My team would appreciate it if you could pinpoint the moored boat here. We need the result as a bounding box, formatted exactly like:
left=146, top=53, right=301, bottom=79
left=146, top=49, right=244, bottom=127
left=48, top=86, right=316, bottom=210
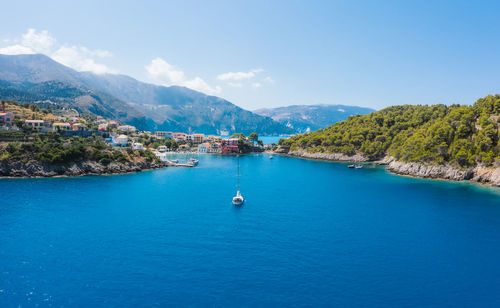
left=232, top=157, right=244, bottom=206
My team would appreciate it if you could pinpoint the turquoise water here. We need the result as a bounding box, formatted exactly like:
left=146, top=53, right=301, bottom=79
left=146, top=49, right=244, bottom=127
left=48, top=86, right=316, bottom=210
left=1, top=154, right=499, bottom=307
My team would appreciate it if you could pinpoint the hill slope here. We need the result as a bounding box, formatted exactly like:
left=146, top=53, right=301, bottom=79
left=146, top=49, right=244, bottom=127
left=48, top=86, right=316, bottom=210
left=0, top=54, right=293, bottom=135
left=282, top=95, right=500, bottom=168
left=254, top=104, right=375, bottom=133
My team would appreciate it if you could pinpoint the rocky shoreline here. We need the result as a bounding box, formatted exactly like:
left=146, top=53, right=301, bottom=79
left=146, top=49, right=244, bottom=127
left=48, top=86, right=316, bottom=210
left=282, top=150, right=500, bottom=187
left=286, top=150, right=371, bottom=162
left=0, top=160, right=166, bottom=178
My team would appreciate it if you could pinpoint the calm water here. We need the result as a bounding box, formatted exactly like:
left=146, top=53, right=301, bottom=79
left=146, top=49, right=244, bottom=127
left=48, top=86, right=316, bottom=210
left=1, top=155, right=499, bottom=307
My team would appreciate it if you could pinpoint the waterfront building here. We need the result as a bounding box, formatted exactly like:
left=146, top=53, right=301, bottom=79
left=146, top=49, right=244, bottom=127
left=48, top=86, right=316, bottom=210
left=208, top=142, right=221, bottom=153
left=197, top=143, right=209, bottom=153
left=186, top=134, right=193, bottom=142
left=179, top=144, right=190, bottom=151
left=193, top=133, right=205, bottom=144
left=221, top=138, right=239, bottom=154
left=157, top=145, right=169, bottom=152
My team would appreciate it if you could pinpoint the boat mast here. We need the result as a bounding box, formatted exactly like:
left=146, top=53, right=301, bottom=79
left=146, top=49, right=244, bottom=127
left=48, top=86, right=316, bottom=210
left=237, top=157, right=240, bottom=191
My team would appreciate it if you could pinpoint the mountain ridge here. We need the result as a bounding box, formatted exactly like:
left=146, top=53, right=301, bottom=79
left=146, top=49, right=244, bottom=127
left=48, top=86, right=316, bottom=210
left=0, top=54, right=293, bottom=135
left=254, top=104, right=375, bottom=133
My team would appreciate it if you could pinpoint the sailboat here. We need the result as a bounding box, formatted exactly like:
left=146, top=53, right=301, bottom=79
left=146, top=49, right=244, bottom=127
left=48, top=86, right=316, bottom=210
left=232, top=157, right=245, bottom=206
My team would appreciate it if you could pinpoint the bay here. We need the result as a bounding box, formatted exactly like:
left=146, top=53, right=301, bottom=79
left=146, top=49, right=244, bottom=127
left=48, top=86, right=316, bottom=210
left=0, top=154, right=499, bottom=307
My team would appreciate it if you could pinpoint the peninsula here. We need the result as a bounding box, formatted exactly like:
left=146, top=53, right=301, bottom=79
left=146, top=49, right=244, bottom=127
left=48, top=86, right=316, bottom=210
left=277, top=95, right=500, bottom=187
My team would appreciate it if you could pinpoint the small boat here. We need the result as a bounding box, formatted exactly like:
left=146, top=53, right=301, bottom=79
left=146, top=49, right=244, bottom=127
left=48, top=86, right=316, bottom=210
left=232, top=190, right=245, bottom=206
left=270, top=154, right=274, bottom=159
left=348, top=164, right=363, bottom=169
left=188, top=158, right=199, bottom=166
left=232, top=158, right=245, bottom=206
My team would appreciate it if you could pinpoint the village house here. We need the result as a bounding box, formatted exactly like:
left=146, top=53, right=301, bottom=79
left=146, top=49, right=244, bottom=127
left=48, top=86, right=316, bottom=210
left=208, top=142, right=221, bottom=153
left=221, top=138, right=239, bottom=154
left=185, top=134, right=193, bottom=142
left=113, top=134, right=129, bottom=147
left=132, top=142, right=144, bottom=150
left=53, top=122, right=72, bottom=131
left=197, top=142, right=209, bottom=153
left=178, top=144, right=190, bottom=151
left=157, top=145, right=169, bottom=152
left=155, top=131, right=173, bottom=139
left=95, top=118, right=107, bottom=125
left=107, top=121, right=119, bottom=129
left=0, top=102, right=14, bottom=126
left=118, top=125, right=136, bottom=132
left=71, top=123, right=87, bottom=131
left=98, top=123, right=108, bottom=131
left=25, top=119, right=45, bottom=130
left=193, top=133, right=205, bottom=144
left=173, top=132, right=186, bottom=142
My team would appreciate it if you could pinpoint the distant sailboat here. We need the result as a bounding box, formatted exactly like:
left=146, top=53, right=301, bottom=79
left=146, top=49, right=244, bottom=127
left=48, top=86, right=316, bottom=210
left=232, top=158, right=245, bottom=206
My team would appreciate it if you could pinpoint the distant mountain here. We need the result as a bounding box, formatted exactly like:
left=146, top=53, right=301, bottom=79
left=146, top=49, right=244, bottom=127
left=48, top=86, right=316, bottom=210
left=0, top=54, right=293, bottom=135
left=254, top=104, right=376, bottom=133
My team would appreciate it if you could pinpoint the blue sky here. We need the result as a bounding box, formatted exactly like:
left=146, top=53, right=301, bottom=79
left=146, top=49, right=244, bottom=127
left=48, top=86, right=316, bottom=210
left=1, top=0, right=500, bottom=110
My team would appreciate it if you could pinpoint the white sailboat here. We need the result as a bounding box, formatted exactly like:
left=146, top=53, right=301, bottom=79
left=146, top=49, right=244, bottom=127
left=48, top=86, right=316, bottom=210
left=232, top=158, right=245, bottom=206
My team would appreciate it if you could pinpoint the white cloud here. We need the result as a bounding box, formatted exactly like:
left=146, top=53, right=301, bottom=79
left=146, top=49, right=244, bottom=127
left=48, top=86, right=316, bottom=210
left=52, top=46, right=115, bottom=75
left=146, top=57, right=221, bottom=95
left=21, top=28, right=56, bottom=54
left=264, top=76, right=275, bottom=84
left=252, top=82, right=262, bottom=88
left=217, top=68, right=264, bottom=81
left=227, top=82, right=243, bottom=88
left=0, top=44, right=34, bottom=55
left=0, top=28, right=114, bottom=74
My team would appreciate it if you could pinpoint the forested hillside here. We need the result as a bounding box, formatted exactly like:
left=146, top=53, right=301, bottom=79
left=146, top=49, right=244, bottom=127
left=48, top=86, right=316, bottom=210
left=281, top=95, right=500, bottom=168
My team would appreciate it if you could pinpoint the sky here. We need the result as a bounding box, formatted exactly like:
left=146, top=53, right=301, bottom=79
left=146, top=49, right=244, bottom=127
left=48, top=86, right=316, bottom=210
left=1, top=0, right=500, bottom=111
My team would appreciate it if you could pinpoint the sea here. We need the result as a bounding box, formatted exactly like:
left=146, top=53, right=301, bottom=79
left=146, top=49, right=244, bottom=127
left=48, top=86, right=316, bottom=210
left=1, top=154, right=499, bottom=307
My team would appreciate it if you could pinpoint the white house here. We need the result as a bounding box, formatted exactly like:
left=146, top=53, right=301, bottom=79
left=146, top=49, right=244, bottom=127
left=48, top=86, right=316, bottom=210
left=118, top=125, right=137, bottom=132
left=25, top=120, right=45, bottom=129
left=53, top=122, right=71, bottom=131
left=197, top=143, right=209, bottom=153
left=157, top=145, right=169, bottom=153
left=132, top=142, right=143, bottom=150
left=114, top=134, right=129, bottom=146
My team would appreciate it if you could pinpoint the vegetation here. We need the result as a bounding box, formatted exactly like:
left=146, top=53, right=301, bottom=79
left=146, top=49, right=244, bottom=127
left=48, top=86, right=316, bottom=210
left=0, top=134, right=158, bottom=165
left=135, top=134, right=180, bottom=150
left=281, top=95, right=500, bottom=168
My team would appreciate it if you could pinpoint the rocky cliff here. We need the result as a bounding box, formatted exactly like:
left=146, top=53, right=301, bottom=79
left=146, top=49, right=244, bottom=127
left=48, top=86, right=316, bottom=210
left=287, top=150, right=371, bottom=162
left=387, top=161, right=500, bottom=187
left=0, top=159, right=165, bottom=177
left=281, top=150, right=500, bottom=187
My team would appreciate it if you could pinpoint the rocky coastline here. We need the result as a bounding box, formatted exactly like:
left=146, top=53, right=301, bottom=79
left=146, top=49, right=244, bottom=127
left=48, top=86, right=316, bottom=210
left=0, top=159, right=166, bottom=178
left=286, top=150, right=371, bottom=162
left=282, top=150, right=500, bottom=187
